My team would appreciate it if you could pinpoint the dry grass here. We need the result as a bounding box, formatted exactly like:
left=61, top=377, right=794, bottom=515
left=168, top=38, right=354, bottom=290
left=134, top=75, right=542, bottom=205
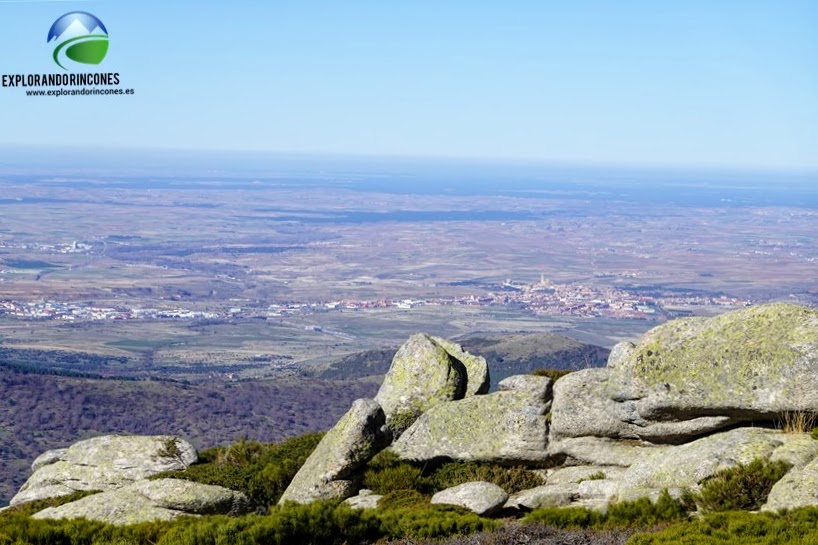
left=777, top=410, right=818, bottom=433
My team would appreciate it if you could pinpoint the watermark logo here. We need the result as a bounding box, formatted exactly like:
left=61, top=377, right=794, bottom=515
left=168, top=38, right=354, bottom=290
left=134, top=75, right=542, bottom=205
left=47, top=12, right=109, bottom=70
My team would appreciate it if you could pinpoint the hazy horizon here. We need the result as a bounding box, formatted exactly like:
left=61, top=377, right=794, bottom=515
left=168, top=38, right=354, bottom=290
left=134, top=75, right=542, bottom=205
left=1, top=1, right=816, bottom=171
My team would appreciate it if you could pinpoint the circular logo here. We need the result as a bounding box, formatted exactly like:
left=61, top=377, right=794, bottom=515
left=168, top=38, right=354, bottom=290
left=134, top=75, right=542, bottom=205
left=47, top=12, right=109, bottom=70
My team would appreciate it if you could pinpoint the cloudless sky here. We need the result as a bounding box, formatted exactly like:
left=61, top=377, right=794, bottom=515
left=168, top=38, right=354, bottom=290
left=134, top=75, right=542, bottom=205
left=0, top=1, right=816, bottom=171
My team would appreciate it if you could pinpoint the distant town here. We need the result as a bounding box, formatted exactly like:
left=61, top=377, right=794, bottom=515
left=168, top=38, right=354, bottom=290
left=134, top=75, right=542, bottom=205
left=0, top=276, right=750, bottom=323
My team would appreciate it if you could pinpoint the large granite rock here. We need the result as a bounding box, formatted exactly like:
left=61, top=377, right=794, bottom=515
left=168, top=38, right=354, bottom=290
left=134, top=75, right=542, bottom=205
left=505, top=484, right=576, bottom=510
left=375, top=333, right=489, bottom=435
left=11, top=435, right=197, bottom=506
left=391, top=375, right=550, bottom=464
left=33, top=479, right=250, bottom=525
left=505, top=466, right=625, bottom=512
left=546, top=465, right=628, bottom=486
left=431, top=481, right=508, bottom=516
left=618, top=428, right=784, bottom=502
left=279, top=398, right=390, bottom=504
left=763, top=454, right=818, bottom=512
left=547, top=436, right=655, bottom=467
left=770, top=436, right=818, bottom=469
left=431, top=337, right=490, bottom=396
left=551, top=303, right=818, bottom=444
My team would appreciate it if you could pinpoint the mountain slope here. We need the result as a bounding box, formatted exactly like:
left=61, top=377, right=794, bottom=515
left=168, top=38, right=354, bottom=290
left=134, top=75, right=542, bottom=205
left=0, top=366, right=377, bottom=506
left=310, top=333, right=610, bottom=386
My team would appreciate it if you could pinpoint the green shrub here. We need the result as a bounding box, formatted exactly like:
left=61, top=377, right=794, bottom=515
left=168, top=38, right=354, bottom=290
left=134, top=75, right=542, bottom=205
left=366, top=449, right=402, bottom=471
left=377, top=504, right=497, bottom=540
left=362, top=449, right=424, bottom=494
left=363, top=456, right=544, bottom=496
left=378, top=489, right=430, bottom=511
left=363, top=463, right=423, bottom=494
left=426, top=461, right=544, bottom=494
left=530, top=368, right=573, bottom=381
left=153, top=432, right=324, bottom=509
left=810, top=426, right=818, bottom=441
left=627, top=508, right=818, bottom=545
left=155, top=502, right=382, bottom=545
left=0, top=512, right=172, bottom=545
left=696, top=458, right=790, bottom=512
left=606, top=491, right=688, bottom=527
left=0, top=499, right=497, bottom=545
left=525, top=491, right=688, bottom=529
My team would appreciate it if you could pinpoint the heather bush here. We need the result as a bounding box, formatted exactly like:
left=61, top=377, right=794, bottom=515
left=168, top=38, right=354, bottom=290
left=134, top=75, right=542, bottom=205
left=525, top=491, right=688, bottom=529
left=606, top=491, right=689, bottom=527
left=0, top=499, right=496, bottom=545
left=151, top=432, right=323, bottom=508
left=378, top=489, right=430, bottom=511
left=426, top=461, right=544, bottom=494
left=695, top=458, right=790, bottom=512
left=627, top=508, right=818, bottom=545
left=363, top=463, right=424, bottom=494
left=362, top=452, right=544, bottom=496
left=377, top=504, right=497, bottom=540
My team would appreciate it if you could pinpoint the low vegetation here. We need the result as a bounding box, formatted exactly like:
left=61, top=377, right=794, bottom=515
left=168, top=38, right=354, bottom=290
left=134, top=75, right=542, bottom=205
left=525, top=490, right=690, bottom=529
left=362, top=450, right=544, bottom=496
left=0, top=364, right=376, bottom=504
left=778, top=410, right=818, bottom=434
left=152, top=433, right=324, bottom=509
left=0, top=432, right=807, bottom=545
left=695, top=458, right=790, bottom=512
left=628, top=509, right=818, bottom=545
left=0, top=499, right=495, bottom=544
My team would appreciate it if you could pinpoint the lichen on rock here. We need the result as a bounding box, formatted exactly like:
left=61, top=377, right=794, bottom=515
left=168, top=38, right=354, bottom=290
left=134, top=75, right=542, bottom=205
left=391, top=376, right=550, bottom=464
left=32, top=479, right=250, bottom=525
left=11, top=435, right=197, bottom=506
left=551, top=303, right=818, bottom=444
left=278, top=398, right=390, bottom=504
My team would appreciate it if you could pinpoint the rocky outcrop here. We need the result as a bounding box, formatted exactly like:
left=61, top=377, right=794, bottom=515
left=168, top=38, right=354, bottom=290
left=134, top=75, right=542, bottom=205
left=11, top=435, right=196, bottom=506
left=431, top=337, right=490, bottom=396
left=279, top=398, right=390, bottom=504
left=547, top=436, right=654, bottom=467
left=505, top=484, right=576, bottom=510
left=374, top=334, right=488, bottom=434
left=431, top=482, right=508, bottom=516
left=33, top=479, right=250, bottom=525
left=551, top=304, right=818, bottom=444
left=545, top=465, right=628, bottom=486
left=617, top=428, right=784, bottom=501
left=770, top=436, right=818, bottom=469
left=505, top=466, right=625, bottom=512
left=15, top=304, right=818, bottom=520
left=763, top=455, right=818, bottom=512
left=390, top=375, right=550, bottom=464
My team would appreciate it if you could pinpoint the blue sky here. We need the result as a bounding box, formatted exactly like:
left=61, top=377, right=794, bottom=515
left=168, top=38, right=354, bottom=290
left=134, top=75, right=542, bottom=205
left=0, top=1, right=816, bottom=170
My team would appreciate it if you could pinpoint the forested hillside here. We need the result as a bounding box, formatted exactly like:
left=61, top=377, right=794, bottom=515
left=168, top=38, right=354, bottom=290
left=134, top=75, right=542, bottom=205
left=0, top=365, right=377, bottom=505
